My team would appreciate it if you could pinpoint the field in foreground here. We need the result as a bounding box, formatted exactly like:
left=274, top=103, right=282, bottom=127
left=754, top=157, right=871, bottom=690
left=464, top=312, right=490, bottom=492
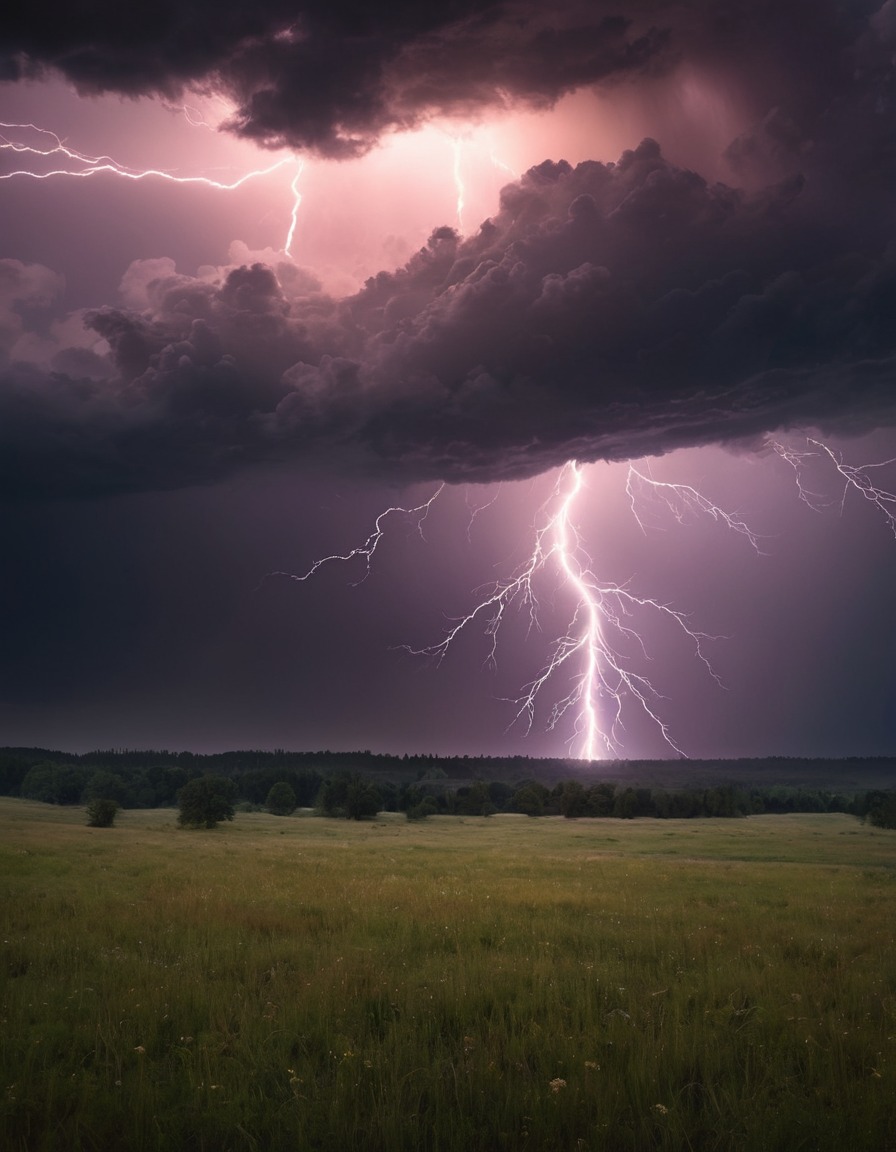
left=1, top=801, right=894, bottom=1151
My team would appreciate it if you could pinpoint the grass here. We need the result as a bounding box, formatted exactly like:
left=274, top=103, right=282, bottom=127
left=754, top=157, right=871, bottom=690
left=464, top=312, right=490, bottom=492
left=1, top=800, right=894, bottom=1151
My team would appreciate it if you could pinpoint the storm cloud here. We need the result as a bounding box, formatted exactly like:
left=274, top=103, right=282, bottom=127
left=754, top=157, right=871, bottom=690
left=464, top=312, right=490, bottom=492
left=3, top=1, right=891, bottom=158
left=2, top=133, right=895, bottom=496
left=2, top=1, right=896, bottom=497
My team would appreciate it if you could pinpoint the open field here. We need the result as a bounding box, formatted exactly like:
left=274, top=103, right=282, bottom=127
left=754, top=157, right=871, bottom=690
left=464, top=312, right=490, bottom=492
left=1, top=800, right=894, bottom=1151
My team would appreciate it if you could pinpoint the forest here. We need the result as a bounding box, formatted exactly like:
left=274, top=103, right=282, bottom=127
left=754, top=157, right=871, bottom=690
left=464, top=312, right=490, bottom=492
left=2, top=746, right=894, bottom=827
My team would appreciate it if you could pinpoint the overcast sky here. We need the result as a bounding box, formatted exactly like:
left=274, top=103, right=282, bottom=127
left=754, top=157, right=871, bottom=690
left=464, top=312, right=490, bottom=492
left=2, top=0, right=895, bottom=760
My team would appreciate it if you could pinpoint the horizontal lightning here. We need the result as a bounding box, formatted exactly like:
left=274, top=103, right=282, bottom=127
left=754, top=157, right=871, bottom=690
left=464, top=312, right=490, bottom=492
left=0, top=121, right=304, bottom=254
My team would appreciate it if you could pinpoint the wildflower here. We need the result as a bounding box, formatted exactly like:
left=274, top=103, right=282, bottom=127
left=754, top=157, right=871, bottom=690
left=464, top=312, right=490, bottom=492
left=584, top=1061, right=599, bottom=1071
left=654, top=1104, right=668, bottom=1115
left=134, top=1046, right=145, bottom=1054
left=549, top=1078, right=567, bottom=1093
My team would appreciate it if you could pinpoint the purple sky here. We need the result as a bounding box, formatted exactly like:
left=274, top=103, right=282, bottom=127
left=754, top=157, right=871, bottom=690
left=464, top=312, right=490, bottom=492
left=2, top=0, right=895, bottom=760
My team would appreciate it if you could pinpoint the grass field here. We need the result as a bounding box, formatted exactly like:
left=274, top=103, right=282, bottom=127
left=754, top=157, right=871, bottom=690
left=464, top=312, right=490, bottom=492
left=1, top=799, right=894, bottom=1151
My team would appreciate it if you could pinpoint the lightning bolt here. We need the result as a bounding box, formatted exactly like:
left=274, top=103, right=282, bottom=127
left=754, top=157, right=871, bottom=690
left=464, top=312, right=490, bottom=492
left=401, top=461, right=722, bottom=760
left=0, top=121, right=304, bottom=255
left=489, top=147, right=518, bottom=180
left=451, top=138, right=466, bottom=234
left=267, top=486, right=445, bottom=588
left=625, top=463, right=765, bottom=552
left=464, top=483, right=503, bottom=544
left=284, top=160, right=305, bottom=257
left=768, top=439, right=831, bottom=511
left=772, top=437, right=896, bottom=537
left=273, top=460, right=768, bottom=759
left=181, top=105, right=215, bottom=130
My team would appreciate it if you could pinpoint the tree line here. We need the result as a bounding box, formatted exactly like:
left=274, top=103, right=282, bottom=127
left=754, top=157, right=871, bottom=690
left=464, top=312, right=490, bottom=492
left=2, top=748, right=893, bottom=828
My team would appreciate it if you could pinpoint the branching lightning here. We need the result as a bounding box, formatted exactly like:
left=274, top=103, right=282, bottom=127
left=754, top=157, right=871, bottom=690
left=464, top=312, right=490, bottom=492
left=401, top=461, right=722, bottom=760
left=0, top=121, right=304, bottom=255
left=771, top=437, right=896, bottom=537
left=768, top=440, right=831, bottom=511
left=277, top=460, right=750, bottom=759
left=625, top=463, right=765, bottom=552
left=268, top=486, right=445, bottom=588
left=273, top=437, right=895, bottom=759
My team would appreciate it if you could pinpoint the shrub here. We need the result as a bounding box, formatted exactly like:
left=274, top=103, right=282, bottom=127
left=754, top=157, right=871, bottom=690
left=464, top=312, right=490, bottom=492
left=865, top=791, right=896, bottom=830
left=86, top=798, right=119, bottom=827
left=177, top=776, right=236, bottom=829
left=266, top=781, right=297, bottom=816
left=406, top=797, right=439, bottom=821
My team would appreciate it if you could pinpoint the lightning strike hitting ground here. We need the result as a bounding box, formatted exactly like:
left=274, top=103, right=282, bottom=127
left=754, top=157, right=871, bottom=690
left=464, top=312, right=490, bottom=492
left=401, top=461, right=720, bottom=760
left=278, top=460, right=731, bottom=759
left=771, top=437, right=896, bottom=537
left=0, top=121, right=304, bottom=254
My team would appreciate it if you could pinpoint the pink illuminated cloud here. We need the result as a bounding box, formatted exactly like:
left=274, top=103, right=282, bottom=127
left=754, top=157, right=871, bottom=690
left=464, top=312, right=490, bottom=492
left=1, top=0, right=895, bottom=502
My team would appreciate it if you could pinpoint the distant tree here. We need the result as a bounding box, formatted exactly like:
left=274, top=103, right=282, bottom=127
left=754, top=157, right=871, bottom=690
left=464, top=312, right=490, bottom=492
left=147, top=764, right=190, bottom=806
left=455, top=781, right=491, bottom=816
left=82, top=770, right=128, bottom=807
left=21, top=762, right=89, bottom=805
left=266, top=781, right=297, bottom=816
left=586, top=782, right=616, bottom=817
left=487, top=780, right=514, bottom=808
left=613, top=788, right=639, bottom=819
left=317, top=773, right=382, bottom=820
left=558, top=780, right=588, bottom=818
left=512, top=786, right=544, bottom=817
left=86, top=798, right=119, bottom=827
left=177, top=776, right=236, bottom=828
left=317, top=774, right=350, bottom=817
left=865, top=790, right=896, bottom=830
left=345, top=778, right=382, bottom=820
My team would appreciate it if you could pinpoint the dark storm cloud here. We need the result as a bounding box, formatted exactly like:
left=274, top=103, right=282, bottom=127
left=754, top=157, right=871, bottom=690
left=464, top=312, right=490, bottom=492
left=2, top=0, right=890, bottom=157
left=3, top=1, right=896, bottom=496
left=4, top=119, right=896, bottom=497
left=1, top=0, right=669, bottom=156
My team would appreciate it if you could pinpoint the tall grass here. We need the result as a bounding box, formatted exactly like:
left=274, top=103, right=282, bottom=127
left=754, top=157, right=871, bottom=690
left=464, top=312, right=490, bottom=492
left=1, top=801, right=894, bottom=1151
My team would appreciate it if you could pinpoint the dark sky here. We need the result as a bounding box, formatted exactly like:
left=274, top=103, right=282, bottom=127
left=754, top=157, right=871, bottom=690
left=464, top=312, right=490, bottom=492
left=1, top=0, right=895, bottom=759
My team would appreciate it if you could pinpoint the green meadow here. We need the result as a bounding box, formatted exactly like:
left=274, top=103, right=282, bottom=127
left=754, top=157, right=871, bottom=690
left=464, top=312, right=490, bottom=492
left=1, top=799, right=894, bottom=1151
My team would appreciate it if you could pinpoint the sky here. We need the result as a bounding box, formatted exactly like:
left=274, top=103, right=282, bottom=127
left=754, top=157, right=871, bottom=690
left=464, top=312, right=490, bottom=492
left=1, top=0, right=896, bottom=761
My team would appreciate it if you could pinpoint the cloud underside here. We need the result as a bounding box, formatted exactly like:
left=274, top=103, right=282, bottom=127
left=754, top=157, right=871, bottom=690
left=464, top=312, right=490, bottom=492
left=1, top=2, right=695, bottom=157
left=2, top=1, right=896, bottom=496
left=4, top=1, right=892, bottom=157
